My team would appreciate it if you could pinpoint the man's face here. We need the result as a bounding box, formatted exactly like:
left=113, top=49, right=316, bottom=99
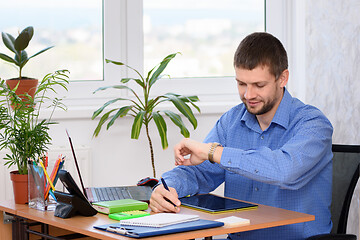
left=235, top=65, right=285, bottom=116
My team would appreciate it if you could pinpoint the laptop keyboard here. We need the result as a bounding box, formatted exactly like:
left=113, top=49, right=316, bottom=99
left=86, top=185, right=152, bottom=203
left=94, top=187, right=132, bottom=202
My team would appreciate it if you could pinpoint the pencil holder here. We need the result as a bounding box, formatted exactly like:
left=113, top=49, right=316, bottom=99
left=28, top=162, right=57, bottom=211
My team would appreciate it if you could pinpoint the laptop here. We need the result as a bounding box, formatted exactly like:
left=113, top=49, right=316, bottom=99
left=85, top=185, right=152, bottom=203
left=65, top=130, right=152, bottom=203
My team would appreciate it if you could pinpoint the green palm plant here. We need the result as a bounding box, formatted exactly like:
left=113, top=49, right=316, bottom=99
left=0, top=70, right=69, bottom=175
left=92, top=53, right=200, bottom=177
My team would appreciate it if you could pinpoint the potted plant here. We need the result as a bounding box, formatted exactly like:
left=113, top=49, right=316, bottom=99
left=0, top=69, right=69, bottom=204
left=92, top=53, right=200, bottom=178
left=0, top=26, right=53, bottom=100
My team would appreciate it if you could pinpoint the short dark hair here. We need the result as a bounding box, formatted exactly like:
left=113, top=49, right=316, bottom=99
left=234, top=32, right=288, bottom=79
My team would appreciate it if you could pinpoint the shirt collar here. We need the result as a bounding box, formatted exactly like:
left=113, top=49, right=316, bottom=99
left=241, top=88, right=292, bottom=131
left=271, top=88, right=291, bottom=129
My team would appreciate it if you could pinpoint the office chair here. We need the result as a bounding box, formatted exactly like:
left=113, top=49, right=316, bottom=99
left=307, top=144, right=360, bottom=240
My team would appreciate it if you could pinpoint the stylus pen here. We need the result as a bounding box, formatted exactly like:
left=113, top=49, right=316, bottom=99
left=160, top=178, right=177, bottom=207
left=160, top=178, right=170, bottom=191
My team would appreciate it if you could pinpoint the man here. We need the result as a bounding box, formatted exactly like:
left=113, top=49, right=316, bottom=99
left=150, top=32, right=333, bottom=240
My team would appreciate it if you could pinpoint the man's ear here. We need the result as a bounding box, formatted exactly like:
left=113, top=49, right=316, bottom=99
left=279, top=69, right=289, bottom=87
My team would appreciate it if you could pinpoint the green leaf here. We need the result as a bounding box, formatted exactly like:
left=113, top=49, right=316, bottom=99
left=14, top=26, right=34, bottom=51
left=105, top=59, right=125, bottom=66
left=23, top=26, right=34, bottom=39
left=186, top=95, right=200, bottom=102
left=163, top=93, right=197, bottom=129
left=28, top=46, right=54, bottom=60
left=1, top=32, right=16, bottom=53
left=105, top=59, right=144, bottom=81
left=146, top=97, right=159, bottom=113
left=152, top=112, right=168, bottom=149
left=120, top=78, right=133, bottom=83
left=35, top=70, right=69, bottom=95
left=145, top=66, right=156, bottom=83
left=93, top=85, right=144, bottom=110
left=92, top=97, right=129, bottom=119
left=35, top=69, right=69, bottom=95
left=120, top=78, right=145, bottom=88
left=93, top=84, right=132, bottom=93
left=176, top=94, right=201, bottom=113
left=131, top=111, right=145, bottom=139
left=0, top=53, right=17, bottom=64
left=149, top=52, right=179, bottom=87
left=163, top=110, right=190, bottom=137
left=107, top=106, right=132, bottom=129
left=178, top=95, right=200, bottom=103
left=18, top=51, right=28, bottom=68
left=93, top=109, right=117, bottom=137
left=135, top=79, right=145, bottom=88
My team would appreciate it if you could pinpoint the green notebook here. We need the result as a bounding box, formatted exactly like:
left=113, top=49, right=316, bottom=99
left=92, top=199, right=148, bottom=214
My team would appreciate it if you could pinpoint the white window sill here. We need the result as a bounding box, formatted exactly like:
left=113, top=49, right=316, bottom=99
left=49, top=100, right=239, bottom=120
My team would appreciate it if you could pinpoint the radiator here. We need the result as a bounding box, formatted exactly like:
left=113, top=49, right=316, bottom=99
left=0, top=145, right=91, bottom=202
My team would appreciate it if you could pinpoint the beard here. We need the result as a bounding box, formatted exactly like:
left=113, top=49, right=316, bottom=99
left=243, top=96, right=278, bottom=116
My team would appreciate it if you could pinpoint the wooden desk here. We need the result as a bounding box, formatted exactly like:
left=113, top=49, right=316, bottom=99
left=0, top=200, right=314, bottom=240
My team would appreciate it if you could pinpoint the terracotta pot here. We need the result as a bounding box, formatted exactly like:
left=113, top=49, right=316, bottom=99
left=10, top=170, right=29, bottom=204
left=6, top=78, right=38, bottom=100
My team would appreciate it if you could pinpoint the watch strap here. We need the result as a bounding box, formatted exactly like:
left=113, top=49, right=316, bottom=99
left=208, top=142, right=222, bottom=164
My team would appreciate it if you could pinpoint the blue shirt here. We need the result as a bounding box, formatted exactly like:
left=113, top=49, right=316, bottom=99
left=162, top=88, right=333, bottom=240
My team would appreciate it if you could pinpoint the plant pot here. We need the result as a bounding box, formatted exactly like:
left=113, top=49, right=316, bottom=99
left=6, top=78, right=38, bottom=100
left=10, top=170, right=29, bottom=204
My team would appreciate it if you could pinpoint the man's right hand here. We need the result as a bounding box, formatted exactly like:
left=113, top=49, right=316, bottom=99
left=149, top=184, right=181, bottom=213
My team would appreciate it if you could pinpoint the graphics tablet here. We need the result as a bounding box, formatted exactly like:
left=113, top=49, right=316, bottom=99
left=180, top=194, right=257, bottom=214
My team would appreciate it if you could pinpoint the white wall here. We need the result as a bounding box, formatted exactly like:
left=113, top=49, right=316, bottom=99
left=302, top=0, right=360, bottom=236
left=304, top=0, right=360, bottom=145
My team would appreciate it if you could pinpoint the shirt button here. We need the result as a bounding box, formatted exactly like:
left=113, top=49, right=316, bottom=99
left=255, top=187, right=259, bottom=191
left=228, top=160, right=232, bottom=165
left=260, top=136, right=264, bottom=140
left=255, top=169, right=259, bottom=173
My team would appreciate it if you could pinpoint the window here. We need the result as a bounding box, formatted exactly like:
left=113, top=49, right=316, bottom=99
left=139, top=0, right=265, bottom=106
left=143, top=0, right=265, bottom=78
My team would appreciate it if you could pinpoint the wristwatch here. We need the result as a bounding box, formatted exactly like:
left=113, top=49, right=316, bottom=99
left=208, top=142, right=222, bottom=164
